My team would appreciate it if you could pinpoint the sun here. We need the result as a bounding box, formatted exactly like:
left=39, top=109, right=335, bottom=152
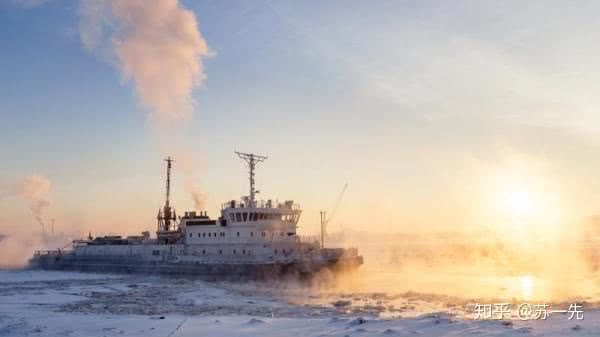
left=508, top=188, right=534, bottom=216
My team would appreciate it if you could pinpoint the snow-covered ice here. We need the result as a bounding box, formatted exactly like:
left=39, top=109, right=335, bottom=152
left=0, top=269, right=597, bottom=336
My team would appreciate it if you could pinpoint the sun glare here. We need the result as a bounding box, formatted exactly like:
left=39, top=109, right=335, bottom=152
left=508, top=189, right=534, bottom=217
left=480, top=161, right=566, bottom=250
left=519, top=275, right=534, bottom=300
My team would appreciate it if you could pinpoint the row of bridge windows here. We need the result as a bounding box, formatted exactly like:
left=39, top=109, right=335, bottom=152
left=228, top=212, right=298, bottom=223
left=199, top=249, right=251, bottom=255
left=189, top=232, right=225, bottom=238
left=196, top=248, right=293, bottom=255
left=189, top=231, right=292, bottom=239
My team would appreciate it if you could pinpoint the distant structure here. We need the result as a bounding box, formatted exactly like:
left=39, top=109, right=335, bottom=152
left=320, top=183, right=348, bottom=248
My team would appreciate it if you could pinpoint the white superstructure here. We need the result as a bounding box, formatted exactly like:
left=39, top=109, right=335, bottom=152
left=180, top=198, right=308, bottom=263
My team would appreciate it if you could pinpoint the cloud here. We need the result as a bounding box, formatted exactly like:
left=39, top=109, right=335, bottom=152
left=79, top=0, right=212, bottom=122
left=2, top=175, right=52, bottom=234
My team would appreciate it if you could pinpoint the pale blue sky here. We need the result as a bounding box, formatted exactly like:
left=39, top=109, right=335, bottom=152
left=3, top=1, right=600, bottom=236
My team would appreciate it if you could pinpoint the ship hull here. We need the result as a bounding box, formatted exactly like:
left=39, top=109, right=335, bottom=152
left=28, top=254, right=363, bottom=281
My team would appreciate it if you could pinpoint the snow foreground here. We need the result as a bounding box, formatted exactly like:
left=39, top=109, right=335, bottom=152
left=0, top=270, right=596, bottom=336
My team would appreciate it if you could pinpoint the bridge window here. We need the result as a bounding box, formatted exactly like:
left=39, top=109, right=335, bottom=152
left=242, top=212, right=248, bottom=221
left=261, top=232, right=266, bottom=237
left=229, top=213, right=235, bottom=222
left=235, top=213, right=242, bottom=222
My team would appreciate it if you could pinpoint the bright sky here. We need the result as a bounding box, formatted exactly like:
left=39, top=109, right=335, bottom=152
left=2, top=1, right=600, bottom=237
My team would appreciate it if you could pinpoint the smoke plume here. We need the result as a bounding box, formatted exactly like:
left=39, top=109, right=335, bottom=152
left=79, top=0, right=211, bottom=122
left=4, top=175, right=52, bottom=234
left=80, top=0, right=211, bottom=208
left=189, top=182, right=206, bottom=211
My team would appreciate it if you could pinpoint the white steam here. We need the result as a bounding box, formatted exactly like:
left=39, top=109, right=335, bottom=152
left=79, top=0, right=212, bottom=122
left=79, top=0, right=212, bottom=208
left=0, top=175, right=54, bottom=267
left=4, top=175, right=52, bottom=235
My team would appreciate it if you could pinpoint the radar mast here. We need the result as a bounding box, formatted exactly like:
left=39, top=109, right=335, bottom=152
left=236, top=152, right=267, bottom=206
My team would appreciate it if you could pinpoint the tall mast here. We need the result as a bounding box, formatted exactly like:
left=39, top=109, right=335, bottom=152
left=158, top=157, right=176, bottom=235
left=164, top=157, right=174, bottom=208
left=236, top=152, right=267, bottom=204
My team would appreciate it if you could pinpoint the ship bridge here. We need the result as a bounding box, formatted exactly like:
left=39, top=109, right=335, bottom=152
left=178, top=153, right=309, bottom=261
left=221, top=198, right=301, bottom=225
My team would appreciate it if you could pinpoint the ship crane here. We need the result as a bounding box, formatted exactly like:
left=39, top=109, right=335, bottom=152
left=320, top=183, right=348, bottom=248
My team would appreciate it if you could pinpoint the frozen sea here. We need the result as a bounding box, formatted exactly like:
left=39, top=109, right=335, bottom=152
left=0, top=269, right=597, bottom=337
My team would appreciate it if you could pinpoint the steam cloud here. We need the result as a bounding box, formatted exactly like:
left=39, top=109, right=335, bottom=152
left=3, top=175, right=52, bottom=234
left=189, top=183, right=206, bottom=211
left=80, top=0, right=211, bottom=208
left=80, top=0, right=211, bottom=122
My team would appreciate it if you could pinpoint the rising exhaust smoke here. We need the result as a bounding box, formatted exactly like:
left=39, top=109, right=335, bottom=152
left=79, top=0, right=212, bottom=207
left=189, top=182, right=206, bottom=211
left=3, top=175, right=52, bottom=235
left=79, top=0, right=211, bottom=122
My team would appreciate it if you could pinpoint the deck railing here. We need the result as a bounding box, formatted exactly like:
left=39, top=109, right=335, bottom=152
left=297, top=236, right=320, bottom=245
left=33, top=250, right=66, bottom=256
